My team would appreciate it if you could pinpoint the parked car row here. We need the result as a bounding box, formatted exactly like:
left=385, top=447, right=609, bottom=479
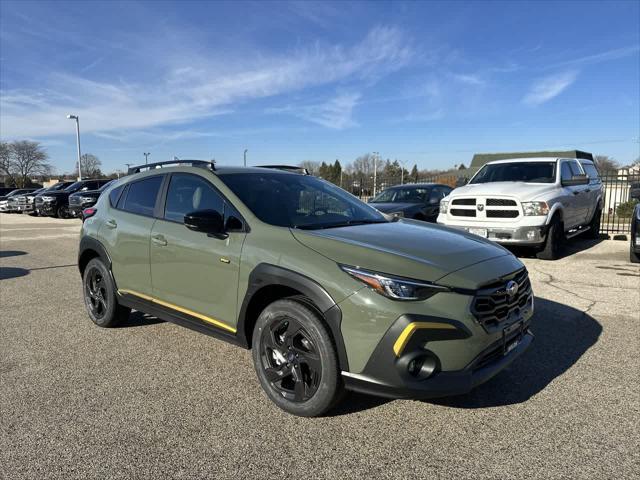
left=0, top=179, right=113, bottom=218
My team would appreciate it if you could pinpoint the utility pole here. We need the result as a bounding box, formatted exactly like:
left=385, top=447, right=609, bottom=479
left=144, top=152, right=150, bottom=164
left=244, top=149, right=248, bottom=167
left=399, top=159, right=408, bottom=185
left=339, top=159, right=343, bottom=188
left=373, top=152, right=379, bottom=196
left=67, top=114, right=82, bottom=180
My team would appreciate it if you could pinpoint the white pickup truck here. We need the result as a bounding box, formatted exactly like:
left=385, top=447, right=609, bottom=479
left=437, top=157, right=603, bottom=260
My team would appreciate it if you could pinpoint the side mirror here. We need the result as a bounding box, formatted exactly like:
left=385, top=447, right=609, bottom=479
left=184, top=209, right=226, bottom=238
left=562, top=174, right=589, bottom=187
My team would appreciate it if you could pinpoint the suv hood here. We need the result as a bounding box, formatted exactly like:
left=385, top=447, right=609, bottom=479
left=450, top=182, right=557, bottom=201
left=291, top=219, right=521, bottom=286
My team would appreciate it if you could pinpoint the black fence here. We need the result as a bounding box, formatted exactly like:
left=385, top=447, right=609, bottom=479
left=600, top=171, right=640, bottom=235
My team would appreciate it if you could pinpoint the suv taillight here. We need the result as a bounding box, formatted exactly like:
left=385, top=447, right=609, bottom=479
left=82, top=207, right=97, bottom=221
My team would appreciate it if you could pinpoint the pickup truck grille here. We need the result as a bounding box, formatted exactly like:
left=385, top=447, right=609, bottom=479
left=34, top=197, right=43, bottom=206
left=486, top=198, right=517, bottom=206
left=486, top=210, right=519, bottom=218
left=69, top=196, right=81, bottom=206
left=452, top=198, right=476, bottom=206
left=17, top=196, right=27, bottom=205
left=451, top=209, right=476, bottom=217
left=471, top=269, right=532, bottom=328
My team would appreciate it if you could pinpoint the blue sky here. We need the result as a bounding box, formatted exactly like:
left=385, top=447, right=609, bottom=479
left=1, top=0, right=639, bottom=174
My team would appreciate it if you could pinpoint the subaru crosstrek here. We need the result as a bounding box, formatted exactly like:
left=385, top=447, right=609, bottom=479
left=78, top=161, right=534, bottom=417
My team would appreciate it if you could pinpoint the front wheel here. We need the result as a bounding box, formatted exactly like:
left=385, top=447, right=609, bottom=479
left=536, top=217, right=564, bottom=260
left=252, top=298, right=342, bottom=417
left=586, top=208, right=601, bottom=239
left=82, top=258, right=131, bottom=327
left=56, top=205, right=70, bottom=219
left=631, top=244, right=640, bottom=263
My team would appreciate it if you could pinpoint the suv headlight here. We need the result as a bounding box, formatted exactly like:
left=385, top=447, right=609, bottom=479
left=522, top=201, right=549, bottom=216
left=439, top=200, right=448, bottom=214
left=40, top=195, right=56, bottom=202
left=340, top=265, right=449, bottom=301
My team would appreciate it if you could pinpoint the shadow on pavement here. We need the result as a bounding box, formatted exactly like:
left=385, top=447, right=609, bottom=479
left=0, top=250, right=27, bottom=259
left=507, top=236, right=606, bottom=260
left=430, top=297, right=602, bottom=409
left=116, top=310, right=165, bottom=328
left=0, top=267, right=30, bottom=280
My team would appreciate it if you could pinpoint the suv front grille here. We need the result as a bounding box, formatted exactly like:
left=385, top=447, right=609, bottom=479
left=471, top=269, right=532, bottom=329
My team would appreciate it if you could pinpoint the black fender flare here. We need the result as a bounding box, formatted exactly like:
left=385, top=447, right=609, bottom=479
left=237, top=263, right=349, bottom=371
left=78, top=236, right=112, bottom=276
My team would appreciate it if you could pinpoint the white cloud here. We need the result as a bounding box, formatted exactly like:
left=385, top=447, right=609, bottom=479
left=0, top=26, right=412, bottom=138
left=523, top=71, right=578, bottom=106
left=269, top=92, right=362, bottom=129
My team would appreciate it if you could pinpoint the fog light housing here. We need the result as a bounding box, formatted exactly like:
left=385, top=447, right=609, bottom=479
left=406, top=354, right=437, bottom=379
left=526, top=229, right=537, bottom=240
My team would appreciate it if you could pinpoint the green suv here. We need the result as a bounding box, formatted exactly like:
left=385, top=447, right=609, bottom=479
left=78, top=161, right=534, bottom=416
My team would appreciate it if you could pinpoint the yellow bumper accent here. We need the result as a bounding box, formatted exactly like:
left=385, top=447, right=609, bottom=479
left=118, top=289, right=236, bottom=333
left=393, top=321, right=457, bottom=357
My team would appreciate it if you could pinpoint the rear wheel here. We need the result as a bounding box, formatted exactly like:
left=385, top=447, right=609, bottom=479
left=82, top=258, right=130, bottom=327
left=252, top=298, right=342, bottom=417
left=586, top=208, right=601, bottom=239
left=631, top=244, right=640, bottom=263
left=537, top=216, right=564, bottom=260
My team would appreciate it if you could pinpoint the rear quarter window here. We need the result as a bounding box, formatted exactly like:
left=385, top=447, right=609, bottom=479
left=109, top=185, right=124, bottom=207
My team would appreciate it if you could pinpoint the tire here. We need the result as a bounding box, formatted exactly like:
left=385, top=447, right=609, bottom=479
left=631, top=244, right=640, bottom=263
left=82, top=258, right=131, bottom=327
left=252, top=298, right=342, bottom=417
left=536, top=216, right=564, bottom=260
left=56, top=205, right=70, bottom=219
left=586, top=208, right=601, bottom=239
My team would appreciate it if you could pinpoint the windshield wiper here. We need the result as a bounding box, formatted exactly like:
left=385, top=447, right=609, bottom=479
left=293, top=219, right=388, bottom=230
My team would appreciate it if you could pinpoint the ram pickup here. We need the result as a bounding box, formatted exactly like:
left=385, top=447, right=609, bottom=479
left=437, top=157, right=603, bottom=260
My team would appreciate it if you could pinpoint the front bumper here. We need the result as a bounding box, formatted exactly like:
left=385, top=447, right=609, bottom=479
left=342, top=313, right=533, bottom=399
left=438, top=219, right=548, bottom=245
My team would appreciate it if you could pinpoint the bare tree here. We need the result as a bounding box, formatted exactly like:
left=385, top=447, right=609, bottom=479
left=594, top=155, right=620, bottom=174
left=299, top=160, right=320, bottom=175
left=1, top=141, right=52, bottom=187
left=78, top=153, right=103, bottom=178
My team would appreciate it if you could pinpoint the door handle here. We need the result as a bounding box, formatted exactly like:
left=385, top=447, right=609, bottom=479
left=572, top=191, right=580, bottom=195
left=151, top=234, right=167, bottom=246
left=105, top=219, right=117, bottom=229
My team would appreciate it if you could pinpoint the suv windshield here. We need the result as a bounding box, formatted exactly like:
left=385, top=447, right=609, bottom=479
left=371, top=187, right=430, bottom=203
left=470, top=161, right=556, bottom=184
left=220, top=172, right=387, bottom=229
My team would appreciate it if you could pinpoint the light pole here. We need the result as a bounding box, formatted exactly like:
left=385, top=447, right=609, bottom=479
left=67, top=114, right=82, bottom=180
left=244, top=149, right=248, bottom=167
left=398, top=159, right=408, bottom=184
left=373, top=152, right=379, bottom=196
left=144, top=152, right=150, bottom=164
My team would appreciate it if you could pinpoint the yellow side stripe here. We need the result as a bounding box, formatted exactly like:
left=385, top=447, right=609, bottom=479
left=118, top=289, right=237, bottom=333
left=393, top=321, right=457, bottom=357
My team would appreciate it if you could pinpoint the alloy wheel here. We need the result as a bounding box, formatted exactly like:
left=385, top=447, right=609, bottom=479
left=85, top=266, right=108, bottom=319
left=260, top=316, right=322, bottom=402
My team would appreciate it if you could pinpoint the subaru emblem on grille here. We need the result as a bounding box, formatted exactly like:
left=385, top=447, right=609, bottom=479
left=477, top=204, right=484, bottom=211
left=505, top=280, right=518, bottom=297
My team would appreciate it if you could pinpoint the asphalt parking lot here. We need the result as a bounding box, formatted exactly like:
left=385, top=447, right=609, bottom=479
left=1, top=212, right=639, bottom=479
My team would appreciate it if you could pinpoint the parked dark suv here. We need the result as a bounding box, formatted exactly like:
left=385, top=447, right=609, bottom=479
left=38, top=179, right=111, bottom=218
left=369, top=183, right=453, bottom=221
left=68, top=180, right=115, bottom=218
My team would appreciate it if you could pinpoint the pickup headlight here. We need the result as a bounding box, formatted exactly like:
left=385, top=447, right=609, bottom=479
left=522, top=201, right=549, bottom=216
left=79, top=196, right=95, bottom=203
left=439, top=200, right=449, bottom=214
left=40, top=195, right=56, bottom=202
left=389, top=211, right=404, bottom=218
left=340, top=265, right=449, bottom=301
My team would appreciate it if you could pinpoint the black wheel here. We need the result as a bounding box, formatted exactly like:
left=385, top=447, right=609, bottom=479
left=82, top=258, right=130, bottom=327
left=56, top=205, right=70, bottom=219
left=252, top=298, right=342, bottom=417
left=631, top=244, right=640, bottom=263
left=537, top=216, right=564, bottom=260
left=586, top=208, right=601, bottom=239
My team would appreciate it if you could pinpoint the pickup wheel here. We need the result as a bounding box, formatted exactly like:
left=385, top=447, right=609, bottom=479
left=252, top=298, right=343, bottom=417
left=586, top=208, right=601, bottom=239
left=537, top=216, right=564, bottom=260
left=631, top=244, right=640, bottom=263
left=56, top=205, right=70, bottom=219
left=82, top=258, right=131, bottom=327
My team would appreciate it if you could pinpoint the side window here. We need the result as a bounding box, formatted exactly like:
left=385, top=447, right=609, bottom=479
left=428, top=187, right=442, bottom=203
left=109, top=185, right=124, bottom=207
left=568, top=160, right=583, bottom=176
left=164, top=174, right=224, bottom=223
left=561, top=162, right=573, bottom=181
left=122, top=176, right=163, bottom=217
left=581, top=163, right=601, bottom=183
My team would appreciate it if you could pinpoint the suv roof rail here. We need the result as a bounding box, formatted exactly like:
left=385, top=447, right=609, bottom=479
left=255, top=165, right=310, bottom=175
left=127, top=159, right=216, bottom=175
